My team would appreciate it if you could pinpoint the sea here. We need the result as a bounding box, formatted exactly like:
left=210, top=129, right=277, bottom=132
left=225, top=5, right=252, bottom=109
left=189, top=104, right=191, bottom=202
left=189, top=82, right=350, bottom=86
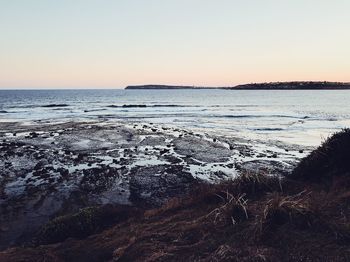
left=1, top=89, right=350, bottom=147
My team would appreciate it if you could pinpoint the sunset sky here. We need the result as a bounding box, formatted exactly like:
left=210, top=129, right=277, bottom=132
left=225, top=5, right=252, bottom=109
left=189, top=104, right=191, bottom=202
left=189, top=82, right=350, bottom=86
left=1, top=0, right=349, bottom=89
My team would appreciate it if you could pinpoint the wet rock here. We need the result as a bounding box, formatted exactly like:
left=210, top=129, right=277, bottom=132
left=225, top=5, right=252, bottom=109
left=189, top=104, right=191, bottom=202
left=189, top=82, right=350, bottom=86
left=77, top=153, right=87, bottom=161
left=129, top=165, right=197, bottom=207
left=237, top=160, right=292, bottom=175
left=33, top=153, right=43, bottom=160
left=160, top=149, right=170, bottom=155
left=213, top=171, right=226, bottom=179
left=57, top=168, right=69, bottom=178
left=183, top=156, right=201, bottom=165
left=163, top=155, right=183, bottom=164
left=30, top=132, right=38, bottom=138
left=173, top=137, right=232, bottom=162
left=80, top=167, right=119, bottom=193
left=34, top=159, right=49, bottom=170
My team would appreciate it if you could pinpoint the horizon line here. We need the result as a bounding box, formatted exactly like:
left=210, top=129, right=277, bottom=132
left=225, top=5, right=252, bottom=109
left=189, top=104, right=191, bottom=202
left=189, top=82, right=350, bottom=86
left=1, top=80, right=350, bottom=90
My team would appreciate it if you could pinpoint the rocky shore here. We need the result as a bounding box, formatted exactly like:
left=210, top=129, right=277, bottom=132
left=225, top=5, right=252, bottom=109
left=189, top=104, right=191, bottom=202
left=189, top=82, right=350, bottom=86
left=0, top=120, right=308, bottom=250
left=0, top=129, right=349, bottom=261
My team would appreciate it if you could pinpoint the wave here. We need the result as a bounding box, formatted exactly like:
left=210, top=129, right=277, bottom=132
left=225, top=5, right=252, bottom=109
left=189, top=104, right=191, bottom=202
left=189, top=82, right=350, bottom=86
left=107, top=104, right=193, bottom=108
left=97, top=115, right=157, bottom=119
left=96, top=113, right=199, bottom=119
left=106, top=104, right=262, bottom=108
left=152, top=104, right=191, bottom=108
left=7, top=105, right=36, bottom=109
left=218, top=114, right=308, bottom=119
left=305, top=116, right=338, bottom=122
left=7, top=104, right=69, bottom=109
left=253, top=128, right=284, bottom=131
left=41, top=104, right=69, bottom=108
left=84, top=109, right=107, bottom=113
left=326, top=118, right=338, bottom=121
left=0, top=110, right=8, bottom=113
left=107, top=104, right=144, bottom=108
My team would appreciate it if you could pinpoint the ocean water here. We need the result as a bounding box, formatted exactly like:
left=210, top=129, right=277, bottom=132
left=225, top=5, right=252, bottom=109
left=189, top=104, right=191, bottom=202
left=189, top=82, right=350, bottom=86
left=1, top=89, right=350, bottom=146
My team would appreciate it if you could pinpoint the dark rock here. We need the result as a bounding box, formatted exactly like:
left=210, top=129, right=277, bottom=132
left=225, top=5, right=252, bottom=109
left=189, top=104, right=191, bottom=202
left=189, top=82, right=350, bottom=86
left=160, top=149, right=170, bottom=155
left=30, top=132, right=38, bottom=138
left=129, top=165, right=196, bottom=207
left=34, top=159, right=48, bottom=170
left=58, top=168, right=69, bottom=177
left=226, top=163, right=234, bottom=168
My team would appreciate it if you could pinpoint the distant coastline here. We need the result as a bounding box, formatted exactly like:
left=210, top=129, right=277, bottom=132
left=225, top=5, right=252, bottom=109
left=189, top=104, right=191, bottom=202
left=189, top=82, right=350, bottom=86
left=125, top=82, right=350, bottom=90
left=125, top=84, right=217, bottom=90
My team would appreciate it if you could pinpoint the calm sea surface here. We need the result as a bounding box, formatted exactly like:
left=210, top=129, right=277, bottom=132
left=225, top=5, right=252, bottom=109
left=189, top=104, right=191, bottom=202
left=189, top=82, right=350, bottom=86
left=1, top=89, right=350, bottom=146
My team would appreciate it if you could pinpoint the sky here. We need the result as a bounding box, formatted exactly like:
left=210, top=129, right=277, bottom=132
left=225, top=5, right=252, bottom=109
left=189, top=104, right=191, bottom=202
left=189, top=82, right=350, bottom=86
left=0, top=0, right=349, bottom=89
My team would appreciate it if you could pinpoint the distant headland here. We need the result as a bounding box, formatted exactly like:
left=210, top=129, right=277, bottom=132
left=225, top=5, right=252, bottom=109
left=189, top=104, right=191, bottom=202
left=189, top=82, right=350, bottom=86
left=125, top=84, right=216, bottom=90
left=125, top=82, right=350, bottom=90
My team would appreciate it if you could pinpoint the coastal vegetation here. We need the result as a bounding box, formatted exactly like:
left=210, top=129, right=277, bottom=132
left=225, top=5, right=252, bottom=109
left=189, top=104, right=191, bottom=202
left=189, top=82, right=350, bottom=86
left=1, top=130, right=350, bottom=261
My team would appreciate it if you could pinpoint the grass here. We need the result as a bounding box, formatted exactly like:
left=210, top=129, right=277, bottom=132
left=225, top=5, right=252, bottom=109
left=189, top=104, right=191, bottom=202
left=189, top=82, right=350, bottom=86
left=260, top=191, right=314, bottom=233
left=34, top=204, right=140, bottom=245
left=203, top=192, right=249, bottom=226
left=291, top=128, right=350, bottom=183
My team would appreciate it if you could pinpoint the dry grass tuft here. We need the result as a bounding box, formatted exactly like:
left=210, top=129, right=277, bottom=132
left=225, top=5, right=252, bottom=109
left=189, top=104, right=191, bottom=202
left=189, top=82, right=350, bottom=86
left=145, top=172, right=281, bottom=220
left=202, top=191, right=249, bottom=226
left=259, top=191, right=314, bottom=233
left=230, top=172, right=283, bottom=197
